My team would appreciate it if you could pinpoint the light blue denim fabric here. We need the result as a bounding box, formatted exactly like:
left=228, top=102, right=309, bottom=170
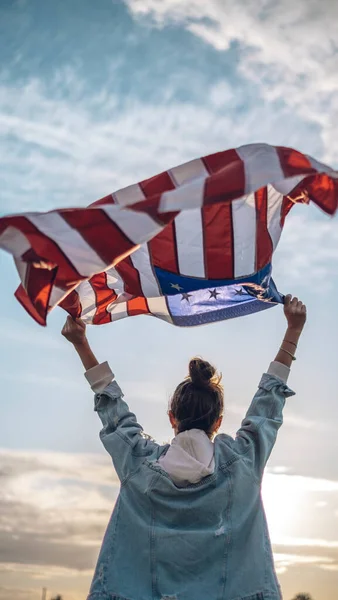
left=87, top=373, right=294, bottom=600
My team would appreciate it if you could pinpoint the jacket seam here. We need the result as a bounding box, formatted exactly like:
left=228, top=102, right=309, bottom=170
left=145, top=459, right=221, bottom=489
left=145, top=471, right=162, bottom=600
left=219, top=455, right=241, bottom=472
left=218, top=470, right=233, bottom=600
left=239, top=421, right=267, bottom=486
left=236, top=389, right=282, bottom=486
left=102, top=415, right=159, bottom=485
left=105, top=418, right=162, bottom=457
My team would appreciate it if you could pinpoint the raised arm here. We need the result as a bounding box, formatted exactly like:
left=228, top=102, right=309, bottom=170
left=61, top=317, right=160, bottom=482
left=234, top=295, right=306, bottom=482
left=274, top=294, right=306, bottom=369
left=62, top=316, right=99, bottom=370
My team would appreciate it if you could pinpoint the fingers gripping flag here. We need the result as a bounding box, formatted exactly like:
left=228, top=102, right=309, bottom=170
left=0, top=143, right=337, bottom=327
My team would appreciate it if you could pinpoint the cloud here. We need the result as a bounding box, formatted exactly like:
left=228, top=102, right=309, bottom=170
left=126, top=0, right=338, bottom=164
left=1, top=72, right=337, bottom=293
left=0, top=449, right=117, bottom=598
left=283, top=409, right=332, bottom=432
left=0, top=562, right=92, bottom=579
left=0, top=449, right=119, bottom=571
left=1, top=10, right=337, bottom=288
left=274, top=209, right=338, bottom=288
left=0, top=586, right=37, bottom=600
left=1, top=450, right=338, bottom=564
left=262, top=472, right=338, bottom=578
left=0, top=71, right=314, bottom=211
left=274, top=551, right=336, bottom=576
left=226, top=400, right=331, bottom=433
left=0, top=450, right=338, bottom=596
left=320, top=564, right=338, bottom=572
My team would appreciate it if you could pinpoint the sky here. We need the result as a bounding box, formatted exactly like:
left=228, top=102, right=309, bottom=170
left=0, top=1, right=338, bottom=599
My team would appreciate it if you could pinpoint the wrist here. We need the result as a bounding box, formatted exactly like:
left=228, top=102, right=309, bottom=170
left=285, top=327, right=302, bottom=343
left=73, top=338, right=89, bottom=350
left=72, top=338, right=99, bottom=370
left=286, top=325, right=303, bottom=335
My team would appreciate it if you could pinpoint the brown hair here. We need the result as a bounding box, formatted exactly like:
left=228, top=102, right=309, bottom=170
left=170, top=357, right=223, bottom=437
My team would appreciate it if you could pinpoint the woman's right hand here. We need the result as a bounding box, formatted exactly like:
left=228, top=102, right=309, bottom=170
left=284, top=294, right=307, bottom=333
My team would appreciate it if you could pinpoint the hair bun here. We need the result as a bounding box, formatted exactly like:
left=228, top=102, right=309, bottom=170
left=189, top=357, right=216, bottom=388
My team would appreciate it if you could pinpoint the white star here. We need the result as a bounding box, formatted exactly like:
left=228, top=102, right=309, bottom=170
left=170, top=283, right=184, bottom=292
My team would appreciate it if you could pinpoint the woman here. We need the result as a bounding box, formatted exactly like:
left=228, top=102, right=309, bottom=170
left=62, top=294, right=306, bottom=600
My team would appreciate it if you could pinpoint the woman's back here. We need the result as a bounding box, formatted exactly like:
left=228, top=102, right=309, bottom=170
left=87, top=371, right=293, bottom=600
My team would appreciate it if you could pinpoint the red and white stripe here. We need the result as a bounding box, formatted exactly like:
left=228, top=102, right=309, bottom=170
left=0, top=143, right=337, bottom=326
left=113, top=182, right=146, bottom=207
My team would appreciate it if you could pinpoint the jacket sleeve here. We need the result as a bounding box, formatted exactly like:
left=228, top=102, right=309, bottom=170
left=85, top=362, right=160, bottom=483
left=233, top=361, right=295, bottom=483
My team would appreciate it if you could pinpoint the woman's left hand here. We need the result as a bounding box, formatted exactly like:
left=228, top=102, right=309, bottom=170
left=61, top=316, right=87, bottom=346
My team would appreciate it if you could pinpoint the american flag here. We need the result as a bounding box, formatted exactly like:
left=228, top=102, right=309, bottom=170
left=0, top=143, right=337, bottom=327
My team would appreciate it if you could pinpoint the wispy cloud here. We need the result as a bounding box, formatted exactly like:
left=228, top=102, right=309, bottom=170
left=283, top=410, right=332, bottom=432
left=226, top=401, right=331, bottom=433
left=262, top=471, right=338, bottom=584
left=274, top=210, right=338, bottom=288
left=0, top=449, right=118, bottom=569
left=274, top=552, right=336, bottom=575
left=1, top=71, right=336, bottom=291
left=126, top=0, right=338, bottom=163
left=0, top=586, right=38, bottom=600
left=0, top=71, right=316, bottom=213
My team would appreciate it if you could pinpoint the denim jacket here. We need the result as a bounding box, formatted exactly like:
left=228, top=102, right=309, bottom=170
left=86, top=362, right=294, bottom=600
